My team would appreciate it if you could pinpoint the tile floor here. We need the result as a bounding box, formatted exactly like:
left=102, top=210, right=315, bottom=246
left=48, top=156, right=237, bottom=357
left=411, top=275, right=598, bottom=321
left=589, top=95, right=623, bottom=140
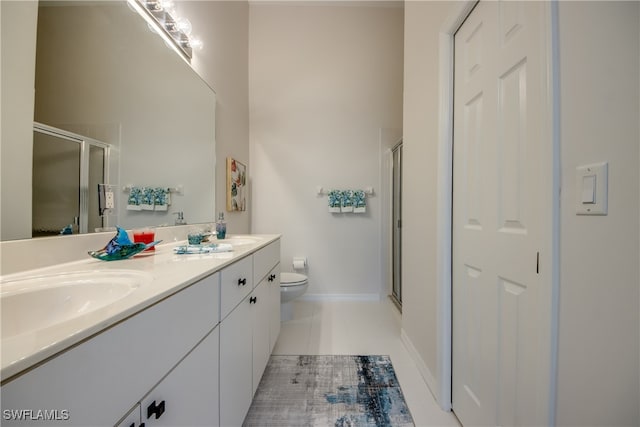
left=272, top=299, right=461, bottom=427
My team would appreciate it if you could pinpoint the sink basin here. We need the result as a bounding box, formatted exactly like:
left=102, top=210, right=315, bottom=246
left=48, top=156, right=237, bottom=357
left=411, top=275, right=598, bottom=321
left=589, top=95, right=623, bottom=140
left=215, top=236, right=260, bottom=246
left=1, top=270, right=152, bottom=338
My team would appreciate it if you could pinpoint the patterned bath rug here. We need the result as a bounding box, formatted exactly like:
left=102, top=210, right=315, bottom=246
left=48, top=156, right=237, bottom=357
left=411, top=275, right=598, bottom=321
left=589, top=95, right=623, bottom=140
left=243, top=355, right=415, bottom=427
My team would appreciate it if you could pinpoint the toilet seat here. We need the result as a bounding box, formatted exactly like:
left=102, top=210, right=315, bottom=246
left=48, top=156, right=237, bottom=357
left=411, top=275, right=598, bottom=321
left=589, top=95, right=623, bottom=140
left=280, top=272, right=308, bottom=287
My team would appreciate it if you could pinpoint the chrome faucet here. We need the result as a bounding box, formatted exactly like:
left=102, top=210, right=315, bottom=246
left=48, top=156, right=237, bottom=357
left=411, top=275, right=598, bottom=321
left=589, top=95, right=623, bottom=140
left=173, top=211, right=186, bottom=225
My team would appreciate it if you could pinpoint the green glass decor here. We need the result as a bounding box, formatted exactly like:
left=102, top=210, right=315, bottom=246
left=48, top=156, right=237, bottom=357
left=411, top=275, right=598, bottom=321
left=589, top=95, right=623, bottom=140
left=88, top=227, right=160, bottom=261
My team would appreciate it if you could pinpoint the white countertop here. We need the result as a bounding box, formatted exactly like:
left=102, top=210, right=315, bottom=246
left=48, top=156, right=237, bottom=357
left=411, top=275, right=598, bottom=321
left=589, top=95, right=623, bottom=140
left=0, top=234, right=280, bottom=382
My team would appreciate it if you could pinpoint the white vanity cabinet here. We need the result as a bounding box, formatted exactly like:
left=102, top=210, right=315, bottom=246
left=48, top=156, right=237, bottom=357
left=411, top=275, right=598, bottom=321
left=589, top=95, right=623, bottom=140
left=220, top=240, right=281, bottom=426
left=139, top=327, right=219, bottom=427
left=267, top=265, right=281, bottom=353
left=251, top=277, right=271, bottom=395
left=219, top=291, right=253, bottom=426
left=115, top=327, right=219, bottom=427
left=253, top=239, right=281, bottom=354
left=114, top=405, right=142, bottom=427
left=1, top=272, right=220, bottom=427
left=1, top=236, right=281, bottom=427
left=253, top=263, right=281, bottom=394
left=220, top=255, right=254, bottom=320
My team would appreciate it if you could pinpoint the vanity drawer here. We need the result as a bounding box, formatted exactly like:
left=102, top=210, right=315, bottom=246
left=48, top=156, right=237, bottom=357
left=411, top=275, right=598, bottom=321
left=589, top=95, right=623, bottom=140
left=253, top=240, right=280, bottom=285
left=220, top=256, right=254, bottom=320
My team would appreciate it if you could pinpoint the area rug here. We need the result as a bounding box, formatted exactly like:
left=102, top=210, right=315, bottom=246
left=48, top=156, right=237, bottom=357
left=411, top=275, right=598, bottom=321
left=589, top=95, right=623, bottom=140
left=243, top=355, right=415, bottom=427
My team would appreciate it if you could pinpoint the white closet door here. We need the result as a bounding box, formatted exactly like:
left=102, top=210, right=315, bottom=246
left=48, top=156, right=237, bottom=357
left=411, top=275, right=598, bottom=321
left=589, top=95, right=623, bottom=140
left=452, top=1, right=554, bottom=425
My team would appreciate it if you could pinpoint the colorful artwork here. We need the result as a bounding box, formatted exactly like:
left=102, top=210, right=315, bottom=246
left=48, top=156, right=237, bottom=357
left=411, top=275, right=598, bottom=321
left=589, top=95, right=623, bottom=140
left=226, top=157, right=247, bottom=211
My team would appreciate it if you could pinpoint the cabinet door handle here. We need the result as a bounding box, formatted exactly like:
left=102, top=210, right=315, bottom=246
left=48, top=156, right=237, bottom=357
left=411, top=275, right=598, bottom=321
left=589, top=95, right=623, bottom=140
left=238, top=278, right=247, bottom=286
left=250, top=296, right=257, bottom=304
left=147, top=400, right=165, bottom=420
left=268, top=274, right=276, bottom=282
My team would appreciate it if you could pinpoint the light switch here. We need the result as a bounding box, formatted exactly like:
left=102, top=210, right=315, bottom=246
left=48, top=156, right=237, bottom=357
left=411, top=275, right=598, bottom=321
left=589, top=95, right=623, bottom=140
left=576, top=162, right=608, bottom=215
left=581, top=175, right=596, bottom=204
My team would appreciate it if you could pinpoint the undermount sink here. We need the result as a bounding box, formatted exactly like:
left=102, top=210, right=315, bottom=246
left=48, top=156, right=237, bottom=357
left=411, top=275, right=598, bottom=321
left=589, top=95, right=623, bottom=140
left=216, top=236, right=260, bottom=246
left=1, top=270, right=152, bottom=338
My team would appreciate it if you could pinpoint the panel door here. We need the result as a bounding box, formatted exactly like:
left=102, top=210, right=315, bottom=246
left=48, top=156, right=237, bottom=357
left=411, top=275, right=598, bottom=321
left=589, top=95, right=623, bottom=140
left=452, top=1, right=553, bottom=426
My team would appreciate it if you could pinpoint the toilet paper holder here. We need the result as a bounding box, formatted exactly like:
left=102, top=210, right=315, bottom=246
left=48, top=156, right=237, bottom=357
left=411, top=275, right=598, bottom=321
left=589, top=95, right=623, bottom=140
left=292, top=257, right=307, bottom=270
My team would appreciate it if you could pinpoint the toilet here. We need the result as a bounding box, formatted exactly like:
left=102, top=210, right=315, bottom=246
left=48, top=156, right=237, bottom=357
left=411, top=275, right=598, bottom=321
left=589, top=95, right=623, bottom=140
left=280, top=272, right=308, bottom=321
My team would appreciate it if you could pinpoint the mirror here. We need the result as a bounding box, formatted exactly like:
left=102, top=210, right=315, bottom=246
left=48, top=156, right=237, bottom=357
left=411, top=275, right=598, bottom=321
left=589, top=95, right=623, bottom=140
left=25, top=0, right=216, bottom=238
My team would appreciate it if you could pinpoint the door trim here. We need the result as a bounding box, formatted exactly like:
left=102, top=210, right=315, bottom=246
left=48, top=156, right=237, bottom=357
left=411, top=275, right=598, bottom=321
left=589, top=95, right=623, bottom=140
left=434, top=0, right=477, bottom=412
left=435, top=2, right=560, bottom=423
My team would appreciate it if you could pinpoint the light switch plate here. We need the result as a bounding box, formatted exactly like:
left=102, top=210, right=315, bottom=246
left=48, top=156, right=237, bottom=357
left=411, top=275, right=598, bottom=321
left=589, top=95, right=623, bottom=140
left=576, top=162, right=608, bottom=215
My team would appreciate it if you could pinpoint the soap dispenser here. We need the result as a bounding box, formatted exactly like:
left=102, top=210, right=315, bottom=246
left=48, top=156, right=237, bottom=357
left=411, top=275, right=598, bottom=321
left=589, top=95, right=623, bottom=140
left=216, top=212, right=227, bottom=239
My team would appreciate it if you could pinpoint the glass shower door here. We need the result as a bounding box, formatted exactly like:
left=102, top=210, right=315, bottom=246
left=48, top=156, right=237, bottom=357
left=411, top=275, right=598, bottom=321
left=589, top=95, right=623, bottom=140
left=32, top=130, right=81, bottom=236
left=32, top=124, right=108, bottom=237
left=392, top=142, right=403, bottom=307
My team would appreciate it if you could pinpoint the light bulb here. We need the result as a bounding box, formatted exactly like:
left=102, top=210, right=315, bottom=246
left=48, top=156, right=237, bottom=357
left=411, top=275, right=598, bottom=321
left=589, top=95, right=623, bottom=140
left=160, top=0, right=175, bottom=14
left=190, top=38, right=203, bottom=50
left=176, top=18, right=192, bottom=36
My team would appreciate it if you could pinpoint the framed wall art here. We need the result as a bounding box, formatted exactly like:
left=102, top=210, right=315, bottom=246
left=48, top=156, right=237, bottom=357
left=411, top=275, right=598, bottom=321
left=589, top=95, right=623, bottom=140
left=226, top=157, right=247, bottom=211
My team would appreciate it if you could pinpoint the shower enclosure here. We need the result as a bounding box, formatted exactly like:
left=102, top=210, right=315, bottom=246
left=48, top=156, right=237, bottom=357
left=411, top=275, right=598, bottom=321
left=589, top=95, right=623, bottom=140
left=32, top=123, right=109, bottom=236
left=391, top=141, right=403, bottom=308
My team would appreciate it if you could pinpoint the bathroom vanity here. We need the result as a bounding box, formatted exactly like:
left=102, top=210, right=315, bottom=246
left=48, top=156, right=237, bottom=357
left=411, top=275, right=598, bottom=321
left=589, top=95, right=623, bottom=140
left=0, top=234, right=281, bottom=427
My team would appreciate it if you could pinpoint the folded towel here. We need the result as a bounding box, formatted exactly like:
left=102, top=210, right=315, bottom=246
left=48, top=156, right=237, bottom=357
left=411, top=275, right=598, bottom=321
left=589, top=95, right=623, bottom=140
left=141, top=187, right=155, bottom=210
left=328, top=189, right=342, bottom=213
left=127, top=186, right=142, bottom=211
left=173, top=243, right=234, bottom=254
left=154, top=187, right=170, bottom=211
left=341, top=190, right=354, bottom=213
left=353, top=189, right=366, bottom=213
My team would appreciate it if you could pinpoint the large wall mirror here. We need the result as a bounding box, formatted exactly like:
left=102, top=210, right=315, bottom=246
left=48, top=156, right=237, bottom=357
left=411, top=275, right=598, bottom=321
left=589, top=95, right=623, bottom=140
left=7, top=0, right=216, bottom=240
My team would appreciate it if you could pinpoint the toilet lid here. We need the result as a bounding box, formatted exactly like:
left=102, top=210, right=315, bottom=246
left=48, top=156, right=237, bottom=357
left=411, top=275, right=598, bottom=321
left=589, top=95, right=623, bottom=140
left=280, top=272, right=308, bottom=287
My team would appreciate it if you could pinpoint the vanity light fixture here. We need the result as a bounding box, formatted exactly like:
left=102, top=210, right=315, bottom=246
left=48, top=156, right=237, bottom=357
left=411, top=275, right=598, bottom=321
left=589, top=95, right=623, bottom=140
left=126, top=0, right=202, bottom=63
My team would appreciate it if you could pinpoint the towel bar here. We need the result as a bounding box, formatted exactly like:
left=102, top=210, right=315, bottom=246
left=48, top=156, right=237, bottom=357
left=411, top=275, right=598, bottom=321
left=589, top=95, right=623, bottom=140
left=316, top=186, right=374, bottom=196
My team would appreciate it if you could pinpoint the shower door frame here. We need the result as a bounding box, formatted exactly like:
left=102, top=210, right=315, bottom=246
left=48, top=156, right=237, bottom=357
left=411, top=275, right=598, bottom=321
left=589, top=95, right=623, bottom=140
left=33, top=122, right=111, bottom=235
left=391, top=141, right=403, bottom=309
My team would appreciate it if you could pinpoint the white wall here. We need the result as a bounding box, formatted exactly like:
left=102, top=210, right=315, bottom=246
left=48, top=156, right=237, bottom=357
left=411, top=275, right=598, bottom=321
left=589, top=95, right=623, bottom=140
left=249, top=2, right=404, bottom=297
left=180, top=1, right=251, bottom=234
left=402, top=1, right=640, bottom=424
left=556, top=2, right=639, bottom=425
left=0, top=1, right=38, bottom=241
left=401, top=0, right=452, bottom=399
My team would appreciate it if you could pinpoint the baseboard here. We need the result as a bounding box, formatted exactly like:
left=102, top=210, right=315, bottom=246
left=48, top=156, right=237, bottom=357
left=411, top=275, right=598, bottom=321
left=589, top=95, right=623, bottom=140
left=300, top=293, right=381, bottom=302
left=400, top=328, right=440, bottom=404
